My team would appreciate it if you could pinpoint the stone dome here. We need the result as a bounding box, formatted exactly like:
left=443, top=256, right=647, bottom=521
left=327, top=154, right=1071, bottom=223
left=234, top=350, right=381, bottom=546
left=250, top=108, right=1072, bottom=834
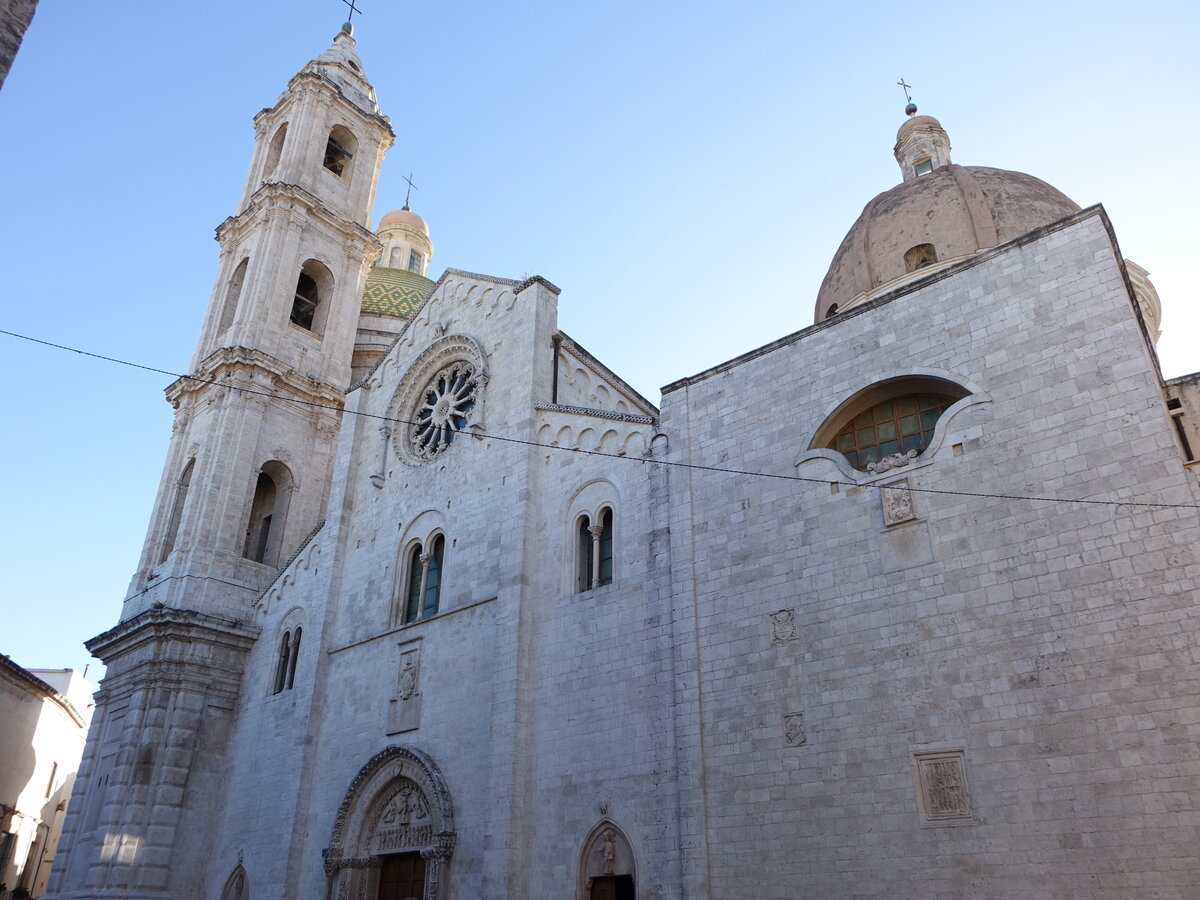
left=378, top=207, right=429, bottom=235
left=814, top=118, right=1081, bottom=322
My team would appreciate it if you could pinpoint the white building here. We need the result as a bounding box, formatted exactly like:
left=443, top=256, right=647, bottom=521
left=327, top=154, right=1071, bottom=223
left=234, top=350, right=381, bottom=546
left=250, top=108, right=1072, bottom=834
left=0, top=658, right=91, bottom=898
left=49, top=27, right=1200, bottom=900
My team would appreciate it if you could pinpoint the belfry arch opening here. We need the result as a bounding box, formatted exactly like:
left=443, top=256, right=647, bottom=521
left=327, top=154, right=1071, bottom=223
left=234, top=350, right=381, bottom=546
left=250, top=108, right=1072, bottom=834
left=323, top=124, right=357, bottom=178
left=242, top=460, right=293, bottom=566
left=290, top=259, right=333, bottom=334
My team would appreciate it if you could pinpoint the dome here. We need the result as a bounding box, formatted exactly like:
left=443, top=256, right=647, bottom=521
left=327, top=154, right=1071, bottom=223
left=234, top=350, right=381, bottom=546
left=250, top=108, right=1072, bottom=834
left=814, top=117, right=1080, bottom=321
left=378, top=207, right=429, bottom=235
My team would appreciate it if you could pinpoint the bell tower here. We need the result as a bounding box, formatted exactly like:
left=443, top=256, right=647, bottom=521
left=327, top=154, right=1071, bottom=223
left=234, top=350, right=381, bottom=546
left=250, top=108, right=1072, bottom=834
left=48, top=27, right=393, bottom=899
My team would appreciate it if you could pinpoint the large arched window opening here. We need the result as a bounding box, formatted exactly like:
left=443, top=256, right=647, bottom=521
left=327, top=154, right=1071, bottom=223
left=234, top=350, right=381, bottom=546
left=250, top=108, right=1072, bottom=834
left=401, top=535, right=445, bottom=624
left=811, top=376, right=970, bottom=471
left=290, top=259, right=333, bottom=335
left=242, top=461, right=293, bottom=566
left=218, top=258, right=249, bottom=333
left=158, top=458, right=194, bottom=564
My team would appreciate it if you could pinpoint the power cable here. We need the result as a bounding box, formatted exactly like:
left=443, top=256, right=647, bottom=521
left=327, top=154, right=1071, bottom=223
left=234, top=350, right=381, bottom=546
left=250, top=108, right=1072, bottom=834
left=3, top=326, right=1199, bottom=511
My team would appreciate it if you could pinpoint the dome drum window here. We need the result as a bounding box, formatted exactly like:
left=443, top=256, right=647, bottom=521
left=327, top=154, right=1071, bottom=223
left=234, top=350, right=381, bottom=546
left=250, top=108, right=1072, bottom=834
left=904, top=243, right=937, bottom=272
left=913, top=157, right=934, bottom=177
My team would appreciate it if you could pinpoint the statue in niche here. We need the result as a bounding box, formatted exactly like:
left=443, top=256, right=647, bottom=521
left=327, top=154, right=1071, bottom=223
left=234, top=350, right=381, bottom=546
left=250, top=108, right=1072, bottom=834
left=600, top=828, right=617, bottom=874
left=380, top=782, right=429, bottom=827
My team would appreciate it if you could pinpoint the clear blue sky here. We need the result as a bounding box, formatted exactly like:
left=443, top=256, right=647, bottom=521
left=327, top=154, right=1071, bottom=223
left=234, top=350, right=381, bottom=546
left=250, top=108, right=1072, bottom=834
left=1, top=0, right=1197, bottom=683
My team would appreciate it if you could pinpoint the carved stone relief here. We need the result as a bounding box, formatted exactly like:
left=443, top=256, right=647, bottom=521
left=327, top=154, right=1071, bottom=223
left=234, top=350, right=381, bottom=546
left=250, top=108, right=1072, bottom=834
left=913, top=750, right=973, bottom=823
left=388, top=643, right=422, bottom=735
left=783, top=713, right=806, bottom=747
left=881, top=478, right=917, bottom=526
left=769, top=609, right=797, bottom=644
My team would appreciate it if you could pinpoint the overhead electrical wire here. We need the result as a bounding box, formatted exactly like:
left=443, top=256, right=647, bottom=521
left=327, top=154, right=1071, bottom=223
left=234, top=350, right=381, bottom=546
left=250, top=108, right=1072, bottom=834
left=2, top=326, right=1198, bottom=512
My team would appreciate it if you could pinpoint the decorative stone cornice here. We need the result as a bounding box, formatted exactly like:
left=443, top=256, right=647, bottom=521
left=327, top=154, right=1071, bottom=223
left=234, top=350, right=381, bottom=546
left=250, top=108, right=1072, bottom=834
left=534, top=403, right=656, bottom=425
left=514, top=274, right=561, bottom=296
left=87, top=607, right=260, bottom=663
left=167, top=346, right=347, bottom=411
left=255, top=69, right=394, bottom=138
left=216, top=181, right=380, bottom=250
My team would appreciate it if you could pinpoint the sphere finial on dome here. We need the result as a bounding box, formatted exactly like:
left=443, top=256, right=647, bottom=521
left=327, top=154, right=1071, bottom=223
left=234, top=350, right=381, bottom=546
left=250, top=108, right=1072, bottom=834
left=905, top=101, right=918, bottom=117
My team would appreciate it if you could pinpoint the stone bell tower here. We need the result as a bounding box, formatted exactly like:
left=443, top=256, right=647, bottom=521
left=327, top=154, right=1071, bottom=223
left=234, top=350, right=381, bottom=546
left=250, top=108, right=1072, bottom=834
left=47, top=27, right=393, bottom=899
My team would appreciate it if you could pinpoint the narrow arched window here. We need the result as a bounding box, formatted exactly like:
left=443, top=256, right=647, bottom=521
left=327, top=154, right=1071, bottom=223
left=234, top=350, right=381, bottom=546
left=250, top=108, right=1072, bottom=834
left=598, top=508, right=614, bottom=587
left=158, top=459, right=194, bottom=564
left=273, top=630, right=291, bottom=694
left=286, top=626, right=302, bottom=690
left=404, top=544, right=424, bottom=624
left=218, top=259, right=249, bottom=333
left=423, top=536, right=444, bottom=618
left=577, top=516, right=593, bottom=593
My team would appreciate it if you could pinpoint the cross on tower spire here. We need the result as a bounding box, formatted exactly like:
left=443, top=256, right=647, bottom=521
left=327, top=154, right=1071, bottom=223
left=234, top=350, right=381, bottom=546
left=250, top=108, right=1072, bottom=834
left=341, top=0, right=362, bottom=24
left=402, top=173, right=419, bottom=210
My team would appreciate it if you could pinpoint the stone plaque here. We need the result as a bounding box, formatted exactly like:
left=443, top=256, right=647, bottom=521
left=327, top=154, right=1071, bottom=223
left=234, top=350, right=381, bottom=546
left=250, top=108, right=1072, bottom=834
left=387, top=643, right=423, bottom=735
left=783, top=713, right=806, bottom=747
left=913, top=750, right=972, bottom=824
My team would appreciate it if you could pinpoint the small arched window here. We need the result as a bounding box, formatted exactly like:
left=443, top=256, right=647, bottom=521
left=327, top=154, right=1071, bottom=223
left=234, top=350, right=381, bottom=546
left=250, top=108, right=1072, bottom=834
left=273, top=627, right=302, bottom=694
left=323, top=124, right=357, bottom=178
left=402, top=536, right=445, bottom=624
left=218, top=258, right=249, bottom=333
left=290, top=260, right=333, bottom=334
left=904, top=243, right=938, bottom=273
left=824, top=303, right=839, bottom=320
left=576, top=508, right=614, bottom=592
left=158, top=459, right=194, bottom=564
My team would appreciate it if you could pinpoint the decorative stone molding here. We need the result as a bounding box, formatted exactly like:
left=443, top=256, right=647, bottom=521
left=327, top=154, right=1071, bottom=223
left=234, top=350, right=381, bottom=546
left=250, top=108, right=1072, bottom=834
left=867, top=449, right=918, bottom=474
left=325, top=745, right=455, bottom=900
left=535, top=403, right=656, bottom=425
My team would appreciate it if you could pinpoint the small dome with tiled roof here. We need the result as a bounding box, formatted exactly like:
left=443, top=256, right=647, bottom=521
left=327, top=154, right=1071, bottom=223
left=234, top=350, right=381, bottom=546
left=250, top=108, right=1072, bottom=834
left=361, top=266, right=435, bottom=318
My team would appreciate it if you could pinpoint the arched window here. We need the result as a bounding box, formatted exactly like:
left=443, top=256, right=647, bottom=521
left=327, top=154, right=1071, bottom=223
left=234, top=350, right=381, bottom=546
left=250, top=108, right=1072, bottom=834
left=290, top=259, right=333, bottom=334
left=272, top=627, right=302, bottom=694
left=323, top=124, right=357, bottom=178
left=576, top=508, right=614, bottom=592
left=218, top=258, right=248, bottom=333
left=812, top=376, right=970, bottom=472
left=264, top=122, right=287, bottom=178
left=904, top=243, right=938, bottom=272
left=242, top=461, right=293, bottom=566
left=158, top=459, right=194, bottom=564
left=402, top=535, right=445, bottom=624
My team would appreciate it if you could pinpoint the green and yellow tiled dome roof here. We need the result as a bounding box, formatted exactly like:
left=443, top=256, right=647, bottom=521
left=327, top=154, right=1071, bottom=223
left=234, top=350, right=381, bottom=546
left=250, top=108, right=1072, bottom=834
left=361, top=266, right=436, bottom=318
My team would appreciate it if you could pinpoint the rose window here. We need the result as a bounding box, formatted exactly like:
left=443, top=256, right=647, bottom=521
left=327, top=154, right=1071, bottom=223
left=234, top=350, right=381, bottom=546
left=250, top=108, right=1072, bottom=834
left=410, top=362, right=477, bottom=459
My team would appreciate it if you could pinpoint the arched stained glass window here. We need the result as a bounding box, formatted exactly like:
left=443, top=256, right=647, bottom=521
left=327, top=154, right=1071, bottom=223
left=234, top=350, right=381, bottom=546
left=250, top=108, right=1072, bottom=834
left=833, top=393, right=956, bottom=470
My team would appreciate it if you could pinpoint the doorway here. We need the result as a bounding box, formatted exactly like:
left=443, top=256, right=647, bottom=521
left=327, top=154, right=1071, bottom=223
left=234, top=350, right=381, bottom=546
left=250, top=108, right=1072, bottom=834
left=377, top=851, right=426, bottom=900
left=590, top=874, right=635, bottom=900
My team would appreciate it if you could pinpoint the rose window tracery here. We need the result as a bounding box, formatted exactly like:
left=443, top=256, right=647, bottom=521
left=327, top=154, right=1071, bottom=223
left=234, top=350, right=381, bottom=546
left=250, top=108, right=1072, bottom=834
left=409, top=362, right=477, bottom=460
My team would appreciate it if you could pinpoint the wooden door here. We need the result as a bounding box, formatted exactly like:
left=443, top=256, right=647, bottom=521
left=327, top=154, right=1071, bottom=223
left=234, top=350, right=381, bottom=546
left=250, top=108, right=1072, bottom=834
left=377, top=852, right=426, bottom=900
left=590, top=874, right=635, bottom=900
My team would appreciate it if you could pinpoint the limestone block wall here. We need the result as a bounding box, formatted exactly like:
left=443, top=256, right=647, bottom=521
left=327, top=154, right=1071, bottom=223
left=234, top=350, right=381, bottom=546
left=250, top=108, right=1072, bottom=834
left=0, top=0, right=36, bottom=90
left=661, top=208, right=1200, bottom=898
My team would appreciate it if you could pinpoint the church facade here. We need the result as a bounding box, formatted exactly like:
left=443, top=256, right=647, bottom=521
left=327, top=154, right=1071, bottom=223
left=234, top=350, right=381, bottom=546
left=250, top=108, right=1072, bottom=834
left=48, top=28, right=1200, bottom=900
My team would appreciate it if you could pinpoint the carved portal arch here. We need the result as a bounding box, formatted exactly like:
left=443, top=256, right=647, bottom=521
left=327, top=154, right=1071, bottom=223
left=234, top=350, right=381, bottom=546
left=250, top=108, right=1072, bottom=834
left=324, top=746, right=455, bottom=900
left=577, top=818, right=637, bottom=899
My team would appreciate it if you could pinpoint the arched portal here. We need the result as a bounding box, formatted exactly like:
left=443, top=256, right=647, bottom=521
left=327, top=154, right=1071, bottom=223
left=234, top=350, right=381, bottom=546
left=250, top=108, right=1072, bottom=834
left=324, top=746, right=455, bottom=900
left=578, top=819, right=637, bottom=900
